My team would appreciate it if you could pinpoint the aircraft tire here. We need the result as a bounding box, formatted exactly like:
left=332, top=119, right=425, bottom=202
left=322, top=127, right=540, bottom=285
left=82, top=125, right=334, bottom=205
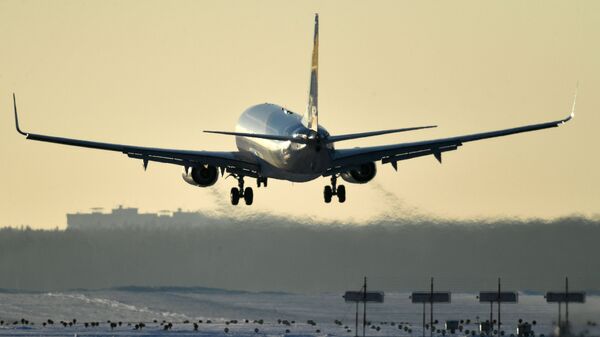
left=230, top=187, right=240, bottom=205
left=244, top=187, right=254, bottom=205
left=324, top=186, right=333, bottom=203
left=337, top=185, right=346, bottom=203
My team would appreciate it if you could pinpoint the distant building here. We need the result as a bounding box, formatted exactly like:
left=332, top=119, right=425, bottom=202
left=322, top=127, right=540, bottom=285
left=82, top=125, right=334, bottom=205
left=67, top=205, right=211, bottom=230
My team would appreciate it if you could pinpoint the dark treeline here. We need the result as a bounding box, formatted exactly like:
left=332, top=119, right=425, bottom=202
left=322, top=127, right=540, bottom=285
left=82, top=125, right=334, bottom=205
left=0, top=216, right=598, bottom=293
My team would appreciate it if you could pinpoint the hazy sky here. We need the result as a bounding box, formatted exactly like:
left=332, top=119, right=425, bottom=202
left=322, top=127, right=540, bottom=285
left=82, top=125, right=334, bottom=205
left=1, top=0, right=599, bottom=228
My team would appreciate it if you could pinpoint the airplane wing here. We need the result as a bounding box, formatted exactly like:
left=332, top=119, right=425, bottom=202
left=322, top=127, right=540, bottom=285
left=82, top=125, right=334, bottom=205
left=326, top=112, right=574, bottom=175
left=13, top=95, right=260, bottom=176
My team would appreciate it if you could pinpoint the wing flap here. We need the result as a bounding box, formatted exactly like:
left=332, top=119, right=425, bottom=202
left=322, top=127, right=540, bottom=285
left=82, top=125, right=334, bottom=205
left=25, top=132, right=259, bottom=172
left=13, top=94, right=259, bottom=173
left=329, top=112, right=573, bottom=174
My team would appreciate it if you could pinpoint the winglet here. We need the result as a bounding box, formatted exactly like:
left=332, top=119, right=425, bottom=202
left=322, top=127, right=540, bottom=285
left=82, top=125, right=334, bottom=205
left=13, top=93, right=27, bottom=136
left=562, top=83, right=578, bottom=124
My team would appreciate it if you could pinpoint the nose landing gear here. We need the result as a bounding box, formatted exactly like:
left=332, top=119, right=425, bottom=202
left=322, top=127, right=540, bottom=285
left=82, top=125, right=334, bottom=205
left=230, top=176, right=253, bottom=206
left=323, top=175, right=346, bottom=203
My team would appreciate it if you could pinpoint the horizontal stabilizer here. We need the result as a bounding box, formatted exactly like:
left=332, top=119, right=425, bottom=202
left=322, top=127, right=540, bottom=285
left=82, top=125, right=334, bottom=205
left=203, top=130, right=309, bottom=143
left=325, top=125, right=437, bottom=143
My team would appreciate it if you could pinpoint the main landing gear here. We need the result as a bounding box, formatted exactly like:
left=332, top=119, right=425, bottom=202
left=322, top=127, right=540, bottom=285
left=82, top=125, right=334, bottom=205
left=230, top=176, right=253, bottom=206
left=324, top=175, right=346, bottom=203
left=257, top=177, right=268, bottom=188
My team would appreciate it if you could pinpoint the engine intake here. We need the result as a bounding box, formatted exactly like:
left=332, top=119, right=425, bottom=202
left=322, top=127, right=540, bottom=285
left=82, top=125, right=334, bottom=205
left=340, top=162, right=377, bottom=184
left=182, top=165, right=219, bottom=187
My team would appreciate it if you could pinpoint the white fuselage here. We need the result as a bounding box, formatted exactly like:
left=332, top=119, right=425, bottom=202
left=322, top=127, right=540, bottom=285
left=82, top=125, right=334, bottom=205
left=235, top=103, right=333, bottom=182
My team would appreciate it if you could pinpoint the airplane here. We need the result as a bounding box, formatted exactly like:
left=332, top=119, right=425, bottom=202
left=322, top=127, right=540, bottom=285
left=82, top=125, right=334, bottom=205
left=12, top=14, right=575, bottom=206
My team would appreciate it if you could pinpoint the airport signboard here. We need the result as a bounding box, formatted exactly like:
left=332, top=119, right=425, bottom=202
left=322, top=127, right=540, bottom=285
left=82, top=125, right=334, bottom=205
left=545, top=292, right=586, bottom=303
left=479, top=291, right=518, bottom=303
left=343, top=291, right=384, bottom=303
left=410, top=292, right=451, bottom=303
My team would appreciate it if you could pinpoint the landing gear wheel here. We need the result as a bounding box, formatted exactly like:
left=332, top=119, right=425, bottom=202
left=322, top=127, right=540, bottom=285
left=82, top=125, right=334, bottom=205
left=230, top=187, right=240, bottom=205
left=337, top=185, right=346, bottom=203
left=244, top=187, right=254, bottom=205
left=324, top=186, right=333, bottom=203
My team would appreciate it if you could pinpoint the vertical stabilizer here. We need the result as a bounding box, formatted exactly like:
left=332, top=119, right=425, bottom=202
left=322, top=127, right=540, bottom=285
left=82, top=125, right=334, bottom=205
left=303, top=13, right=319, bottom=132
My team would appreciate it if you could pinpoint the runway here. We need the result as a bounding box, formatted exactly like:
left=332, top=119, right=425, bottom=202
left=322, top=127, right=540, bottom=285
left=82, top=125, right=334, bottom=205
left=0, top=287, right=598, bottom=336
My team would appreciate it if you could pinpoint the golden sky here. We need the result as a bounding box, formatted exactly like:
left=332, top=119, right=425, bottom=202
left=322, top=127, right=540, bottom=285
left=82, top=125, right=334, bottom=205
left=1, top=0, right=598, bottom=228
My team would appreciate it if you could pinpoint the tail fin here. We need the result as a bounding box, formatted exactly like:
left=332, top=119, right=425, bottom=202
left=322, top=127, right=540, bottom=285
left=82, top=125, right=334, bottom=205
left=302, top=13, right=319, bottom=132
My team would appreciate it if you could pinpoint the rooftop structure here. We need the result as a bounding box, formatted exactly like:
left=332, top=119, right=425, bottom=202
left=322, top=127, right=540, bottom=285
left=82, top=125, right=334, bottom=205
left=67, top=205, right=210, bottom=230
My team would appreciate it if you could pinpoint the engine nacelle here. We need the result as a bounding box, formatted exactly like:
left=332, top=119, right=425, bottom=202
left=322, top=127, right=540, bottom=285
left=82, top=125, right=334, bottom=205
left=340, top=162, right=377, bottom=184
left=182, top=165, right=219, bottom=187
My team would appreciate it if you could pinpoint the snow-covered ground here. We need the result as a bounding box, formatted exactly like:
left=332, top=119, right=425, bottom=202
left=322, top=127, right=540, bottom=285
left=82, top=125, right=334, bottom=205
left=0, top=288, right=598, bottom=336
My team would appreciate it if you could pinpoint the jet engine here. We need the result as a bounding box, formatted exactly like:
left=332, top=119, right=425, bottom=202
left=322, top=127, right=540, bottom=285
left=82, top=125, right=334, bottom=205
left=340, top=162, right=377, bottom=184
left=182, top=165, right=219, bottom=187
